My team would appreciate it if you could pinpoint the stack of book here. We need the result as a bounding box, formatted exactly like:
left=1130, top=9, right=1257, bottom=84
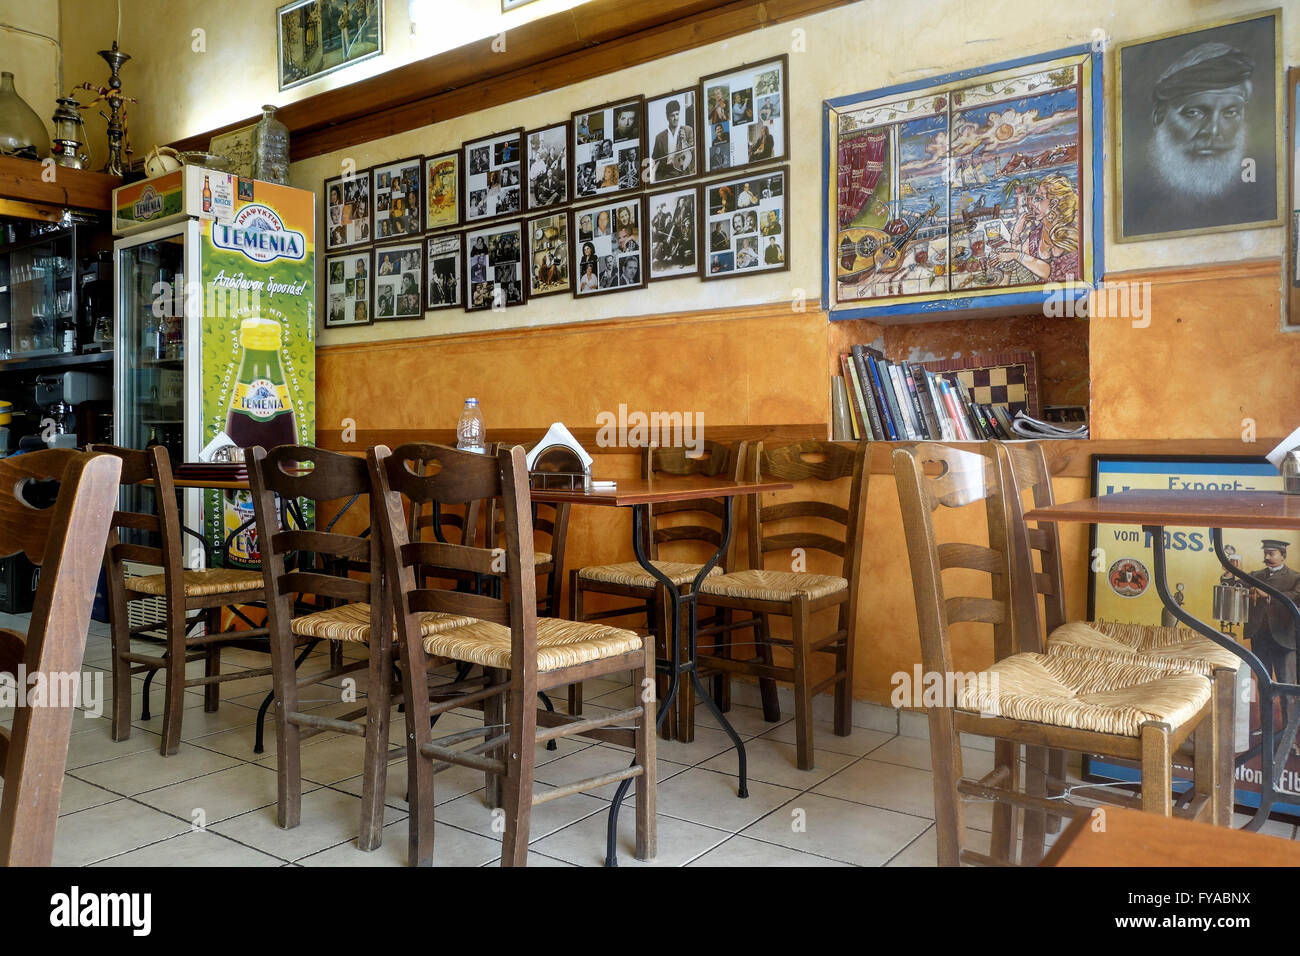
left=832, top=345, right=1019, bottom=442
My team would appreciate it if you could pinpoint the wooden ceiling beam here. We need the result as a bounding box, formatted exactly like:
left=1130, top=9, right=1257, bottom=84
left=171, top=0, right=856, bottom=163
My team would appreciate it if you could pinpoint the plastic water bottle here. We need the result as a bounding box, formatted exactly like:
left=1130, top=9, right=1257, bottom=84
left=456, top=398, right=485, bottom=453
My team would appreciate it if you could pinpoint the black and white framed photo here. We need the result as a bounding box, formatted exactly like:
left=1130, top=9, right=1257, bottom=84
left=647, top=186, right=699, bottom=280
left=324, top=248, right=373, bottom=327
left=527, top=210, right=572, bottom=298
left=1115, top=10, right=1282, bottom=242
left=426, top=232, right=463, bottom=311
left=572, top=196, right=646, bottom=297
left=425, top=151, right=461, bottom=231
left=463, top=128, right=525, bottom=224
left=373, top=240, right=425, bottom=321
left=371, top=155, right=424, bottom=241
left=465, top=219, right=526, bottom=312
left=699, top=165, right=788, bottom=280
left=699, top=55, right=788, bottom=176
left=647, top=87, right=699, bottom=184
left=323, top=170, right=372, bottom=250
left=572, top=96, right=645, bottom=200
left=525, top=122, right=569, bottom=211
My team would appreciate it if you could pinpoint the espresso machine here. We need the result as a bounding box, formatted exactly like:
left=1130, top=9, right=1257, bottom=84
left=28, top=371, right=111, bottom=449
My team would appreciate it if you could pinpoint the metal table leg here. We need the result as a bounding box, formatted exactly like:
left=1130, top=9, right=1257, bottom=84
left=605, top=498, right=748, bottom=867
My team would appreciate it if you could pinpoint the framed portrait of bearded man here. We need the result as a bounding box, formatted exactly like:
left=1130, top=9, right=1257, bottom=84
left=1115, top=9, right=1282, bottom=242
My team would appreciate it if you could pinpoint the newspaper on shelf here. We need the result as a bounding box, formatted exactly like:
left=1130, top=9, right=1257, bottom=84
left=1009, top=411, right=1089, bottom=440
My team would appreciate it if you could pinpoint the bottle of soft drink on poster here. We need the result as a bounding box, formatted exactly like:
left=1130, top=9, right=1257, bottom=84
left=456, top=398, right=485, bottom=454
left=226, top=317, right=297, bottom=449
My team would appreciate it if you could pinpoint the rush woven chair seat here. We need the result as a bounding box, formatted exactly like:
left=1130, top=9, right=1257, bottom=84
left=96, top=444, right=277, bottom=757
left=371, top=441, right=657, bottom=867
left=893, top=442, right=1225, bottom=867
left=288, top=602, right=474, bottom=643
left=569, top=440, right=739, bottom=734
left=996, top=441, right=1240, bottom=827
left=695, top=439, right=869, bottom=771
left=0, top=449, right=120, bottom=866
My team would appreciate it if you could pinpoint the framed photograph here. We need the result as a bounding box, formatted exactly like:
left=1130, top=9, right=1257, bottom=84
left=209, top=123, right=257, bottom=179
left=647, top=87, right=699, bottom=184
left=700, top=166, right=788, bottom=280
left=824, top=45, right=1103, bottom=321
left=647, top=186, right=699, bottom=280
left=463, top=128, right=525, bottom=224
left=572, top=197, right=646, bottom=297
left=700, top=55, right=788, bottom=177
left=572, top=96, right=645, bottom=200
left=425, top=152, right=461, bottom=231
left=1115, top=9, right=1282, bottom=242
left=324, top=249, right=373, bottom=327
left=465, top=220, right=526, bottom=312
left=373, top=240, right=425, bottom=321
left=527, top=210, right=572, bottom=298
left=323, top=170, right=372, bottom=250
left=502, top=0, right=540, bottom=9
left=426, top=232, right=463, bottom=311
left=1286, top=66, right=1299, bottom=328
left=371, top=156, right=424, bottom=242
left=524, top=122, right=569, bottom=211
left=1084, top=454, right=1296, bottom=817
left=277, top=0, right=383, bottom=92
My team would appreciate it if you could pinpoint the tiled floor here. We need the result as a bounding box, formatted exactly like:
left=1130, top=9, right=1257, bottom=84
left=7, top=616, right=1296, bottom=867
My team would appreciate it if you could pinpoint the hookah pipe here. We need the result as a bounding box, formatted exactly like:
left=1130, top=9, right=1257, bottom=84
left=68, top=42, right=136, bottom=175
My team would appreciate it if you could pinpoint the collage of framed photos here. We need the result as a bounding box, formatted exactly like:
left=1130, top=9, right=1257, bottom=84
left=323, top=54, right=789, bottom=328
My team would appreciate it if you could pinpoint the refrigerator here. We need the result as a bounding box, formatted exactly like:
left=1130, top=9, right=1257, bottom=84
left=113, top=171, right=315, bottom=568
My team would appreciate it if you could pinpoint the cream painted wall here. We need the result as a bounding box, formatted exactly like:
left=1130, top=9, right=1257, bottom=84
left=0, top=0, right=63, bottom=143
left=287, top=0, right=1300, bottom=345
left=60, top=0, right=591, bottom=161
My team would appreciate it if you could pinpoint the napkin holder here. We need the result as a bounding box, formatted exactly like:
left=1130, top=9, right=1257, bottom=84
left=526, top=422, right=594, bottom=491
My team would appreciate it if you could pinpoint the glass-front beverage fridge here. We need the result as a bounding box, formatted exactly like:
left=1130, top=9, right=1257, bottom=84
left=113, top=171, right=315, bottom=567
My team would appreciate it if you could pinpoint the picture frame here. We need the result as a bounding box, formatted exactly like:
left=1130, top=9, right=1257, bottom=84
left=426, top=231, right=464, bottom=311
left=646, top=87, right=699, bottom=184
left=463, top=128, right=525, bottom=224
left=1286, top=66, right=1299, bottom=328
left=323, top=169, right=372, bottom=251
left=823, top=45, right=1103, bottom=321
left=209, top=123, right=257, bottom=179
left=371, top=155, right=425, bottom=242
left=373, top=239, right=425, bottom=321
left=572, top=196, right=646, bottom=297
left=324, top=248, right=373, bottom=327
left=276, top=0, right=383, bottom=92
left=526, top=209, right=572, bottom=298
left=571, top=96, right=645, bottom=201
left=465, top=219, right=527, bottom=312
left=699, top=165, right=789, bottom=281
left=502, top=0, right=540, bottom=9
left=646, top=185, right=700, bottom=281
left=1114, top=9, right=1283, bottom=243
left=699, top=55, right=788, bottom=177
left=425, top=151, right=461, bottom=231
left=524, top=121, right=569, bottom=211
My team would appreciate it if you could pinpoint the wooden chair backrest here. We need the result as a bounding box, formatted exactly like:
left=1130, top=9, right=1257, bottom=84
left=749, top=440, right=869, bottom=583
left=0, top=448, right=121, bottom=865
left=643, top=440, right=739, bottom=565
left=248, top=446, right=379, bottom=630
left=90, top=444, right=186, bottom=611
left=995, top=442, right=1067, bottom=648
left=370, top=443, right=537, bottom=678
left=891, top=442, right=1021, bottom=679
left=478, top=444, right=570, bottom=577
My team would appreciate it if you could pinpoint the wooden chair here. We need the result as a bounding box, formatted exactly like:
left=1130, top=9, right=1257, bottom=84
left=247, top=444, right=394, bottom=851
left=569, top=440, right=738, bottom=731
left=0, top=449, right=120, bottom=865
left=694, top=440, right=869, bottom=770
left=96, top=444, right=272, bottom=756
left=995, top=441, right=1240, bottom=828
left=369, top=442, right=656, bottom=866
left=892, top=442, right=1222, bottom=866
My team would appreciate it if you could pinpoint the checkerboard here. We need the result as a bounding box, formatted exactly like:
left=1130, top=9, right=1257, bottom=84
left=919, top=350, right=1040, bottom=419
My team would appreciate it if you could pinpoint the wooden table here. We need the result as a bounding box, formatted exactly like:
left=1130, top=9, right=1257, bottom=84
left=1042, top=804, right=1300, bottom=866
left=533, top=473, right=792, bottom=866
left=1027, top=489, right=1300, bottom=833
